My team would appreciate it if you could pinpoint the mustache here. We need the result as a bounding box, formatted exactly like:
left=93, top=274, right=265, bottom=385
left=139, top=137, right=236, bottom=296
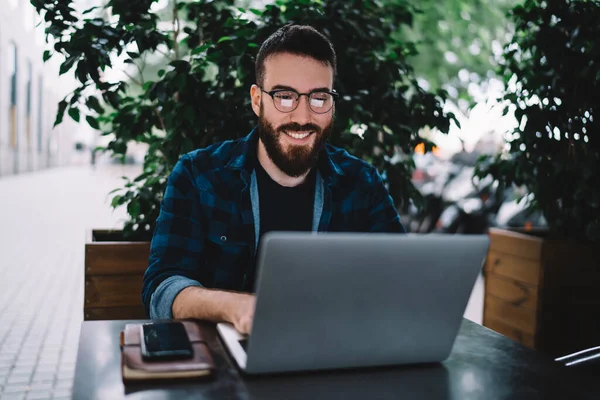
left=277, top=123, right=321, bottom=134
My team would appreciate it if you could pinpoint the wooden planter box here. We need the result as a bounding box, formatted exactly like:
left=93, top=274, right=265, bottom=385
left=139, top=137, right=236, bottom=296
left=483, top=227, right=600, bottom=357
left=84, top=230, right=151, bottom=320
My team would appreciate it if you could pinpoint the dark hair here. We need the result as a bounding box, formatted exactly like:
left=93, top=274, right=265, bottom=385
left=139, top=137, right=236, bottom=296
left=255, top=24, right=337, bottom=86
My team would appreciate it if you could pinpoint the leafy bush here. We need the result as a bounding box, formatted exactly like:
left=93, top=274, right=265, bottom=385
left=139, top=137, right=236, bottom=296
left=32, top=0, right=455, bottom=240
left=475, top=0, right=600, bottom=242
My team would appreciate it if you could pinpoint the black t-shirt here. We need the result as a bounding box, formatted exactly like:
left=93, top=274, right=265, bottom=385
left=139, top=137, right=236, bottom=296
left=255, top=162, right=316, bottom=243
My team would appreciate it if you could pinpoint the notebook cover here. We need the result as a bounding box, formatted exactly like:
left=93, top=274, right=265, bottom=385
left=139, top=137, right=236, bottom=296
left=120, top=321, right=215, bottom=382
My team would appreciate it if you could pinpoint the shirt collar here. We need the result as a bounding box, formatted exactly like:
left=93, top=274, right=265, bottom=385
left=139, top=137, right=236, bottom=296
left=225, top=127, right=259, bottom=176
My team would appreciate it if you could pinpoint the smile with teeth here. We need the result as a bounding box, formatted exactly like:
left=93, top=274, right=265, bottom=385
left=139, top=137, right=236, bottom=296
left=284, top=131, right=313, bottom=140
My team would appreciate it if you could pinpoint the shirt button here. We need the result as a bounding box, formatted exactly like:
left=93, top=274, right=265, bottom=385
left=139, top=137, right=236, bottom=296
left=220, top=236, right=227, bottom=241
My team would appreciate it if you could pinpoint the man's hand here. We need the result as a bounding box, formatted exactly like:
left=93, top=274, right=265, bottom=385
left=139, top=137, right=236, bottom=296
left=227, top=293, right=256, bottom=335
left=172, top=286, right=256, bottom=334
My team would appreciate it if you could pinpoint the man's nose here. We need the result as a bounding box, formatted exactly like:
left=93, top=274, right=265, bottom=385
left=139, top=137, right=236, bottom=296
left=290, top=95, right=312, bottom=125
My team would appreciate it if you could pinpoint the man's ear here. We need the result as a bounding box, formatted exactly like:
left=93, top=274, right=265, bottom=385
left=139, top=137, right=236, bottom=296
left=250, top=84, right=261, bottom=117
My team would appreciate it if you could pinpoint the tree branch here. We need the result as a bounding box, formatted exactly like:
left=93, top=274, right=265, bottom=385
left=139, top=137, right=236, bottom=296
left=135, top=54, right=147, bottom=85
left=173, top=0, right=180, bottom=60
left=153, top=106, right=167, bottom=133
left=156, top=47, right=172, bottom=59
left=172, top=0, right=181, bottom=103
left=123, top=70, right=142, bottom=87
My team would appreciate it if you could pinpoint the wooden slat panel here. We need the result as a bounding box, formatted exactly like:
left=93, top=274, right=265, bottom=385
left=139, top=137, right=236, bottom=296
left=485, top=250, right=541, bottom=286
left=488, top=228, right=543, bottom=261
left=486, top=273, right=539, bottom=311
left=484, top=317, right=535, bottom=349
left=85, top=242, right=150, bottom=275
left=85, top=275, right=144, bottom=308
left=84, top=306, right=147, bottom=321
left=484, top=294, right=537, bottom=336
left=542, top=239, right=600, bottom=288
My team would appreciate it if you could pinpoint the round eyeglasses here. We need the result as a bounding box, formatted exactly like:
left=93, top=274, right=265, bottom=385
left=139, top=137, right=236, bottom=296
left=259, top=87, right=338, bottom=114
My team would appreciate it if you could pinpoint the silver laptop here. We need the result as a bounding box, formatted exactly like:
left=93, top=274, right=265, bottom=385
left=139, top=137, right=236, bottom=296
left=217, top=232, right=489, bottom=374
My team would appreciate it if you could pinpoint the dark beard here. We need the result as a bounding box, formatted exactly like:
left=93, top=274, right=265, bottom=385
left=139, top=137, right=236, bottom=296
left=258, top=105, right=333, bottom=178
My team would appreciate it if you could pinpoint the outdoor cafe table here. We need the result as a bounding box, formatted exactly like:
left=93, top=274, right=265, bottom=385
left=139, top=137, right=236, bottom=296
left=72, top=318, right=599, bottom=399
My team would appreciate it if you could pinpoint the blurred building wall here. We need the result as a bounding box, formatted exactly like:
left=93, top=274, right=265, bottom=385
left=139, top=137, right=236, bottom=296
left=0, top=0, right=84, bottom=176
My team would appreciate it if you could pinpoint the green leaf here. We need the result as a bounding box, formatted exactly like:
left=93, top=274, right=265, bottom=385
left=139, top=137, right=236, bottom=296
left=86, top=115, right=100, bottom=129
left=43, top=50, right=52, bottom=62
left=249, top=8, right=262, bottom=16
left=68, top=107, right=80, bottom=123
left=134, top=172, right=152, bottom=182
left=59, top=55, right=80, bottom=75
left=169, top=60, right=191, bottom=73
left=82, top=6, right=99, bottom=15
left=86, top=96, right=104, bottom=114
left=110, top=195, right=122, bottom=208
left=54, top=100, right=68, bottom=127
left=191, top=43, right=211, bottom=55
left=157, top=69, right=165, bottom=77
left=143, top=81, right=155, bottom=91
left=127, top=201, right=141, bottom=218
left=217, top=36, right=234, bottom=43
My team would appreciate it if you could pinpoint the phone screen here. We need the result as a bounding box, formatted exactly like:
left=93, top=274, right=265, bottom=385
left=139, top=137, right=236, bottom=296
left=140, top=322, right=194, bottom=360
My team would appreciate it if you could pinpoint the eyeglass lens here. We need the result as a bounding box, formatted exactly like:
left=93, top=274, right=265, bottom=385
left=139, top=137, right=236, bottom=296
left=272, top=91, right=333, bottom=113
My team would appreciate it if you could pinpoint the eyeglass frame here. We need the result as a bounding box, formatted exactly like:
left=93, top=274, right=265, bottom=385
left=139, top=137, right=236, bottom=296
left=258, top=86, right=339, bottom=114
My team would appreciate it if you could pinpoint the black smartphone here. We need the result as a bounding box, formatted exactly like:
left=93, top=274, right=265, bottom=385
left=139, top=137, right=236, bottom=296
left=140, top=322, right=194, bottom=361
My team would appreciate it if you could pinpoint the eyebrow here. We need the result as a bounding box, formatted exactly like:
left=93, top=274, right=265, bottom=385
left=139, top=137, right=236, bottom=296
left=270, top=85, right=332, bottom=93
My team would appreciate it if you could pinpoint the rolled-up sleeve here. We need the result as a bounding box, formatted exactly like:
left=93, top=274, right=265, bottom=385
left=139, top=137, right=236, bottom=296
left=149, top=275, right=202, bottom=319
left=142, top=154, right=207, bottom=317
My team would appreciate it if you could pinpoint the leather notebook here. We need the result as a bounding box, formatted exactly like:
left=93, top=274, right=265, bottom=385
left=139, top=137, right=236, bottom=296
left=120, top=321, right=215, bottom=382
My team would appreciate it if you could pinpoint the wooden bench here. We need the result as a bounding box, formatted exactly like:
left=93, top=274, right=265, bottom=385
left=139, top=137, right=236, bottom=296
left=84, top=230, right=150, bottom=320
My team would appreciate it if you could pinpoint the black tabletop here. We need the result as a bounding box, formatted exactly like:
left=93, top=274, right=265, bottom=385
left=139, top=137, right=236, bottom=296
left=72, top=319, right=599, bottom=400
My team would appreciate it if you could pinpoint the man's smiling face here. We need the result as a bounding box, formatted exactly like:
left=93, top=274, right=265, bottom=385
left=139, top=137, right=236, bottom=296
left=251, top=52, right=334, bottom=178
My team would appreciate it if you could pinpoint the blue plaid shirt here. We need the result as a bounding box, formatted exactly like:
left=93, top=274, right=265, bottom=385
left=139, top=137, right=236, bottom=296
left=142, top=128, right=405, bottom=318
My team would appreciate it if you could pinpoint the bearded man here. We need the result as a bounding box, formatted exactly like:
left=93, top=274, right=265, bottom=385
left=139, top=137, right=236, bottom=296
left=142, top=24, right=405, bottom=334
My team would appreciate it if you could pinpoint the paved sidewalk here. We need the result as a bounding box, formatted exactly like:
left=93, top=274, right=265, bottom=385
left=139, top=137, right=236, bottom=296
left=0, top=164, right=140, bottom=400
left=0, top=163, right=484, bottom=400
